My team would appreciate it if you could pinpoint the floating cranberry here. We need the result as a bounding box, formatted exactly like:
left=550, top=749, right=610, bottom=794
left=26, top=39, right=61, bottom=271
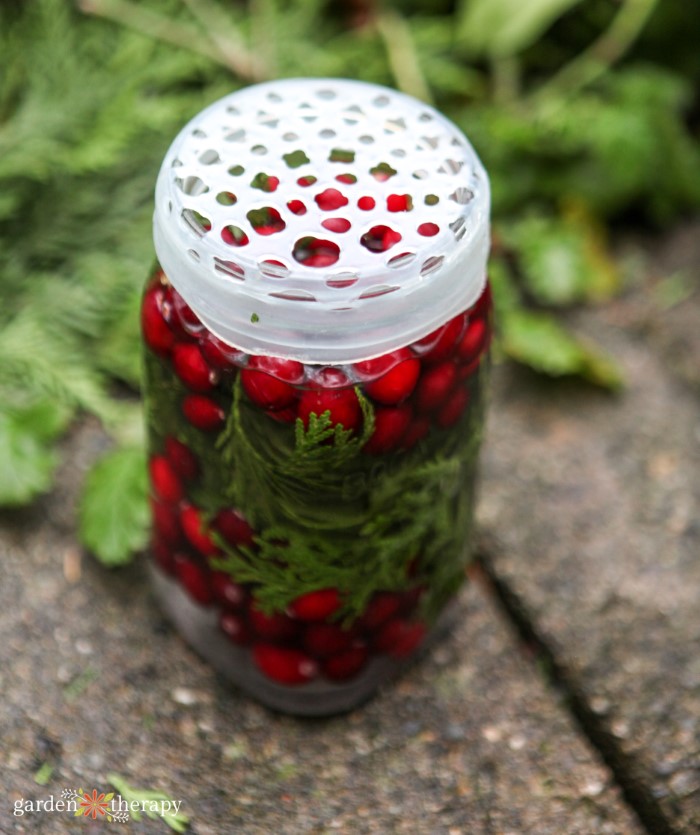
left=241, top=368, right=297, bottom=411
left=267, top=406, right=297, bottom=424
left=374, top=619, right=426, bottom=657
left=356, top=591, right=402, bottom=632
left=456, top=317, right=489, bottom=365
left=182, top=395, right=226, bottom=431
left=436, top=387, right=470, bottom=428
left=253, top=644, right=318, bottom=685
left=174, top=554, right=213, bottom=606
left=180, top=503, right=219, bottom=557
left=170, top=296, right=202, bottom=338
left=200, top=333, right=241, bottom=370
left=219, top=611, right=251, bottom=646
left=414, top=314, right=465, bottom=364
left=248, top=603, right=301, bottom=642
left=214, top=508, right=255, bottom=550
left=303, top=622, right=357, bottom=658
left=211, top=571, right=248, bottom=610
left=470, top=283, right=492, bottom=319
left=250, top=356, right=305, bottom=384
left=172, top=343, right=217, bottom=392
left=141, top=282, right=175, bottom=356
left=400, top=415, right=431, bottom=450
left=363, top=405, right=412, bottom=455
left=298, top=388, right=361, bottom=434
left=150, top=497, right=183, bottom=546
left=414, top=361, right=457, bottom=413
left=322, top=645, right=369, bottom=681
left=164, top=436, right=199, bottom=482
left=288, top=588, right=341, bottom=621
left=358, top=351, right=420, bottom=406
left=149, top=455, right=184, bottom=504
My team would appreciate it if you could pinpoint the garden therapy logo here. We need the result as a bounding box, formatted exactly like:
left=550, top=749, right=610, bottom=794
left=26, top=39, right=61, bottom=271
left=13, top=778, right=187, bottom=830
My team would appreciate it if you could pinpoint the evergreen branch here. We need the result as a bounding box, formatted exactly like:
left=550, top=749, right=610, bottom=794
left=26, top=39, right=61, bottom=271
left=77, top=0, right=256, bottom=79
left=375, top=9, right=433, bottom=104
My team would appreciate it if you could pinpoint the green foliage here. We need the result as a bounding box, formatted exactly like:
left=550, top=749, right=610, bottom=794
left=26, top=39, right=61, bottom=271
left=78, top=445, right=149, bottom=565
left=107, top=774, right=189, bottom=832
left=0, top=0, right=698, bottom=563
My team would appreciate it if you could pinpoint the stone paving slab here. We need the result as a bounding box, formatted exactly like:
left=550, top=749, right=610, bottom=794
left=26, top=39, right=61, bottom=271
left=0, top=427, right=642, bottom=834
left=478, top=224, right=700, bottom=834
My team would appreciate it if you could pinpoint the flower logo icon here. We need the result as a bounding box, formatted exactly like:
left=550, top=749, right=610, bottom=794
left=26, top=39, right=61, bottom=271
left=75, top=789, right=114, bottom=821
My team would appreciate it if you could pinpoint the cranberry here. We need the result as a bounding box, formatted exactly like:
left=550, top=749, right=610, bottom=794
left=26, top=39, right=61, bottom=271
left=249, top=355, right=305, bottom=384
left=436, top=387, right=470, bottom=428
left=298, top=388, right=361, bottom=434
left=362, top=405, right=412, bottom=455
left=182, top=395, right=226, bottom=431
left=400, top=415, right=431, bottom=450
left=359, top=352, right=420, bottom=406
left=152, top=538, right=175, bottom=575
left=180, top=503, right=219, bottom=557
left=457, top=355, right=482, bottom=380
left=456, top=317, right=489, bottom=364
left=219, top=611, right=251, bottom=645
left=267, top=406, right=297, bottom=424
left=141, top=282, right=175, bottom=356
left=148, top=455, right=184, bottom=504
left=287, top=588, right=341, bottom=621
left=241, top=368, right=297, bottom=411
left=200, top=333, right=242, bottom=370
left=374, top=619, right=426, bottom=657
left=150, top=497, right=183, bottom=546
left=399, top=585, right=425, bottom=614
left=248, top=602, right=301, bottom=642
left=174, top=554, right=213, bottom=606
left=414, top=361, right=457, bottom=413
left=322, top=645, right=369, bottom=681
left=313, top=367, right=350, bottom=388
left=357, top=592, right=402, bottom=632
left=253, top=644, right=318, bottom=685
left=470, top=283, right=492, bottom=319
left=413, top=314, right=465, bottom=364
left=214, top=508, right=255, bottom=550
left=172, top=343, right=217, bottom=392
left=303, top=622, right=357, bottom=658
left=211, top=571, right=248, bottom=610
left=165, top=436, right=199, bottom=482
left=171, top=295, right=203, bottom=338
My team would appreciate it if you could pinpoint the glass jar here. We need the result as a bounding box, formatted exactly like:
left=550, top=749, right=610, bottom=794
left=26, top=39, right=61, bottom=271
left=142, top=79, right=491, bottom=715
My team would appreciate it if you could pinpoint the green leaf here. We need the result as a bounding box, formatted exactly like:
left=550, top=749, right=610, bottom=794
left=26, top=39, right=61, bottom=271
left=107, top=774, right=190, bottom=833
left=0, top=412, right=57, bottom=506
left=78, top=445, right=149, bottom=566
left=457, top=0, right=584, bottom=57
left=502, top=211, right=620, bottom=306
left=501, top=309, right=623, bottom=389
left=7, top=398, right=74, bottom=442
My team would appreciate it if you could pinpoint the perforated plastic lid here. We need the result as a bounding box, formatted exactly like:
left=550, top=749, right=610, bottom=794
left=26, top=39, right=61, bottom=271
left=153, top=78, right=490, bottom=363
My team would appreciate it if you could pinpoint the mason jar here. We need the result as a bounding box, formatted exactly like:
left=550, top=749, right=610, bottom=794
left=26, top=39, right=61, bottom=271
left=142, top=79, right=491, bottom=715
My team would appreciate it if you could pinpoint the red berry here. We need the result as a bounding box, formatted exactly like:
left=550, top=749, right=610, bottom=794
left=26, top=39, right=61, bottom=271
left=211, top=571, right=248, bottom=610
left=174, top=554, right=213, bottom=606
left=314, top=367, right=350, bottom=388
left=457, top=355, right=482, bottom=380
left=359, top=352, right=420, bottom=406
left=152, top=538, right=175, bottom=575
left=182, top=395, right=226, bottom=431
left=456, top=317, right=489, bottom=365
left=141, top=282, right=175, bottom=356
left=149, top=455, right=184, bottom=504
left=248, top=603, right=301, bottom=642
left=180, top=503, right=219, bottom=557
left=214, top=508, right=255, bottom=550
left=400, top=585, right=425, bottom=614
left=287, top=588, right=342, bottom=621
left=267, top=406, right=298, bottom=424
left=363, top=405, right=412, bottom=455
left=470, top=282, right=492, bottom=319
left=164, top=436, right=199, bottom=482
left=374, top=619, right=426, bottom=657
left=302, top=622, right=358, bottom=658
left=253, top=644, right=318, bottom=685
left=322, top=645, right=369, bottom=681
left=298, top=388, right=361, bottom=434
left=171, top=294, right=203, bottom=338
left=173, top=343, right=217, bottom=392
left=241, top=368, right=297, bottom=410
left=401, top=415, right=431, bottom=450
left=219, top=611, right=251, bottom=645
left=250, top=355, right=305, bottom=384
left=414, top=361, right=457, bottom=413
left=436, top=387, right=470, bottom=428
left=356, top=592, right=402, bottom=632
left=413, top=314, right=465, bottom=364
left=150, top=497, right=182, bottom=546
left=200, top=333, right=242, bottom=370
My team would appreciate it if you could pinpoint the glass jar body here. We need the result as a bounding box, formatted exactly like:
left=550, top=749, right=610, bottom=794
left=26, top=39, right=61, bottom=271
left=142, top=266, right=491, bottom=715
